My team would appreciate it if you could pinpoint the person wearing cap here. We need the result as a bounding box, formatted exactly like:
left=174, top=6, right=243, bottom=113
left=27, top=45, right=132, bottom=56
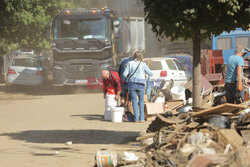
left=102, top=70, right=121, bottom=120
left=123, top=51, right=153, bottom=122
left=102, top=70, right=121, bottom=100
left=225, top=45, right=246, bottom=104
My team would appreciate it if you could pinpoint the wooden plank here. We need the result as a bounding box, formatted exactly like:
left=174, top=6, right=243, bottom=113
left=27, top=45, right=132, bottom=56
left=136, top=133, right=156, bottom=141
left=218, top=129, right=244, bottom=149
left=164, top=123, right=187, bottom=143
left=155, top=113, right=179, bottom=124
left=166, top=100, right=184, bottom=110
left=187, top=121, right=200, bottom=128
left=192, top=103, right=246, bottom=117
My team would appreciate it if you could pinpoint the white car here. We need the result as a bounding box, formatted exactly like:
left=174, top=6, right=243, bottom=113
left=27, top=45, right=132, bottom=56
left=6, top=55, right=46, bottom=86
left=144, top=57, right=192, bottom=87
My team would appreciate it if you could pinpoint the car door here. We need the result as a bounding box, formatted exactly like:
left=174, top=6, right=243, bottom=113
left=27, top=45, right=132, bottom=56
left=147, top=60, right=163, bottom=87
left=165, top=58, right=178, bottom=84
left=172, top=59, right=188, bottom=85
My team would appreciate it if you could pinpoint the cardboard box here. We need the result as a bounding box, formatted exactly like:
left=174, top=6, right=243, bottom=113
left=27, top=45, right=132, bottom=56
left=144, top=103, right=164, bottom=121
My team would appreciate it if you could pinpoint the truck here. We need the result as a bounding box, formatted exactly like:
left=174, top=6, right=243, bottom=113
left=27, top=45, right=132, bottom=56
left=201, top=28, right=249, bottom=77
left=48, top=8, right=145, bottom=86
left=212, top=28, right=249, bottom=64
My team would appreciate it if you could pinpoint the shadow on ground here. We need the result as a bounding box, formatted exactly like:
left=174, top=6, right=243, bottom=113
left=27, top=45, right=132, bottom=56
left=0, top=84, right=102, bottom=96
left=1, top=129, right=139, bottom=144
left=71, top=114, right=104, bottom=121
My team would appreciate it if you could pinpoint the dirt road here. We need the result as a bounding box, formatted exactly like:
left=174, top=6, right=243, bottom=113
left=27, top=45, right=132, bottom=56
left=0, top=85, right=149, bottom=167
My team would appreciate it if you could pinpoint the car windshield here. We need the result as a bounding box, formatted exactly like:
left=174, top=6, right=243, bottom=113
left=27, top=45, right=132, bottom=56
left=148, top=61, right=162, bottom=70
left=12, top=58, right=41, bottom=67
left=55, top=17, right=107, bottom=40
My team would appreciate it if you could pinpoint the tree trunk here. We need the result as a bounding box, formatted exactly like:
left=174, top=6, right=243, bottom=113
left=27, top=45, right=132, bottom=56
left=192, top=30, right=201, bottom=108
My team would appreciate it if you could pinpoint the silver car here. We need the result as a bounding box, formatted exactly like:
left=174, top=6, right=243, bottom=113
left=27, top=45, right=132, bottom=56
left=6, top=55, right=46, bottom=86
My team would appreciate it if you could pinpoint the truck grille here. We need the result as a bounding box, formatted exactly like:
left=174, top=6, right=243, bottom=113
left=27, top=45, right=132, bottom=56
left=65, top=65, right=97, bottom=79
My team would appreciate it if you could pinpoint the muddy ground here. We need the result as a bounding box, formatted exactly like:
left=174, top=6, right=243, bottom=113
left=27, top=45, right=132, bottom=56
left=0, top=84, right=149, bottom=167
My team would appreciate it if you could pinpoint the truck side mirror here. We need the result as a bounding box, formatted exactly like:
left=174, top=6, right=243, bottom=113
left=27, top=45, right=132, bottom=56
left=113, top=20, right=120, bottom=39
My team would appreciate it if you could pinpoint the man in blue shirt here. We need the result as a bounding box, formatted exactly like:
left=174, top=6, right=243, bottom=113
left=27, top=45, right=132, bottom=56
left=225, top=45, right=246, bottom=104
left=118, top=56, right=133, bottom=106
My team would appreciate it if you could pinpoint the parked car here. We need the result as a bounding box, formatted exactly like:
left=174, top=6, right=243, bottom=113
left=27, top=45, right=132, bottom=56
left=6, top=55, right=47, bottom=86
left=144, top=57, right=192, bottom=87
left=165, top=53, right=193, bottom=74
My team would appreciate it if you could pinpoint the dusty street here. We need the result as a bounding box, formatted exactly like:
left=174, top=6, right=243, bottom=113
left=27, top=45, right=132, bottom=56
left=0, top=85, right=149, bottom=167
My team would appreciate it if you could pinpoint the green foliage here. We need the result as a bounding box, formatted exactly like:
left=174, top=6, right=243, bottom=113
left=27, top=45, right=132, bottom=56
left=0, top=0, right=67, bottom=54
left=142, top=0, right=249, bottom=41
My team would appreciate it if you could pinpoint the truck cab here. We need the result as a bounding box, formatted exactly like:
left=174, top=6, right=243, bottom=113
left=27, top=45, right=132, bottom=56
left=50, top=8, right=119, bottom=85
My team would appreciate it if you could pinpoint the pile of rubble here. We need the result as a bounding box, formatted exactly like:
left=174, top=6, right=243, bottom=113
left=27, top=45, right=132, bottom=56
left=95, top=101, right=249, bottom=167
left=96, top=77, right=250, bottom=167
left=137, top=100, right=250, bottom=167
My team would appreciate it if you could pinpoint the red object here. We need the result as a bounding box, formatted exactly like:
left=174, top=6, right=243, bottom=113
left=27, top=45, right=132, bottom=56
left=200, top=50, right=224, bottom=76
left=35, top=71, right=43, bottom=76
left=102, top=71, right=121, bottom=95
left=160, top=70, right=167, bottom=77
left=208, top=50, right=224, bottom=74
left=8, top=69, right=16, bottom=74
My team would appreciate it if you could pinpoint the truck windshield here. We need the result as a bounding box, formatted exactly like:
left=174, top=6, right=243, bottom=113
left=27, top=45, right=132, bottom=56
left=54, top=17, right=107, bottom=40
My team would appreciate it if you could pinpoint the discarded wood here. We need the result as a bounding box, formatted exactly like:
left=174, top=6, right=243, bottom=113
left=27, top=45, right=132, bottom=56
left=177, top=133, right=188, bottom=150
left=192, top=103, right=246, bottom=117
left=164, top=123, right=187, bottom=144
left=166, top=100, right=184, bottom=110
left=236, top=125, right=250, bottom=130
left=240, top=130, right=250, bottom=141
left=155, top=113, right=179, bottom=124
left=187, top=121, right=200, bottom=129
left=160, top=130, right=188, bottom=135
left=218, top=129, right=244, bottom=149
left=195, top=122, right=219, bottom=131
left=171, top=103, right=184, bottom=110
left=155, top=113, right=191, bottom=125
left=136, top=133, right=156, bottom=141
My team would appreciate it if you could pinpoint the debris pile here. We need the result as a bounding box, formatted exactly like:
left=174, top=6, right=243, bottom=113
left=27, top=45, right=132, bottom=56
left=96, top=75, right=250, bottom=166
left=138, top=102, right=250, bottom=167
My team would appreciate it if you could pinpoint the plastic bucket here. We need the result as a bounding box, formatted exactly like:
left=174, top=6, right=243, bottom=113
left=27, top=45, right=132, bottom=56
left=105, top=95, right=117, bottom=121
left=208, top=115, right=230, bottom=128
left=105, top=94, right=117, bottom=107
left=170, top=86, right=186, bottom=101
left=96, top=150, right=117, bottom=167
left=111, top=107, right=124, bottom=122
left=104, top=108, right=111, bottom=121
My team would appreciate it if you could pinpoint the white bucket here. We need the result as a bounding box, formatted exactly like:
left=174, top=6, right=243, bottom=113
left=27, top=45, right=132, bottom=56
left=111, top=107, right=124, bottom=123
left=104, top=107, right=111, bottom=121
left=170, top=86, right=186, bottom=102
left=105, top=94, right=117, bottom=107
left=96, top=150, right=117, bottom=167
left=105, top=95, right=117, bottom=121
